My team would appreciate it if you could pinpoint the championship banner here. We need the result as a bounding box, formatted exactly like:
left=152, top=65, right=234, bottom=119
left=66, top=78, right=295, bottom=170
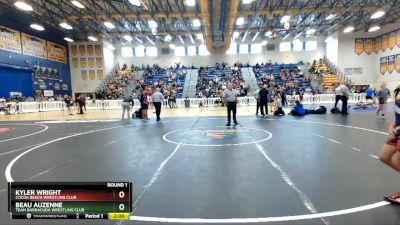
left=79, top=45, right=85, bottom=56
left=62, top=84, right=69, bottom=90
left=72, top=58, right=79, bottom=69
left=381, top=33, right=388, bottom=52
left=354, top=38, right=364, bottom=55
left=396, top=54, right=400, bottom=73
left=81, top=70, right=87, bottom=80
left=388, top=31, right=396, bottom=49
left=96, top=58, right=103, bottom=68
left=95, top=45, right=102, bottom=56
left=364, top=38, right=374, bottom=55
left=89, top=70, right=95, bottom=80
left=97, top=70, right=104, bottom=80
left=380, top=57, right=388, bottom=75
left=54, top=83, right=60, bottom=91
left=374, top=36, right=381, bottom=53
left=71, top=45, right=78, bottom=57
left=80, top=58, right=86, bottom=68
left=88, top=58, right=94, bottom=68
left=47, top=41, right=67, bottom=63
left=21, top=33, right=47, bottom=58
left=397, top=29, right=400, bottom=48
left=87, top=45, right=94, bottom=55
left=387, top=55, right=395, bottom=74
left=0, top=25, right=22, bottom=53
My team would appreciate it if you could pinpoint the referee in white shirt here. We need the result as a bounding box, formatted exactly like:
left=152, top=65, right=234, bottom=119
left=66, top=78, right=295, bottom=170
left=151, top=88, right=164, bottom=121
left=223, top=83, right=238, bottom=126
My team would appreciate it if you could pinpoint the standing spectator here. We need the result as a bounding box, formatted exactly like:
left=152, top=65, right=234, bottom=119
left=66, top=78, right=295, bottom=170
left=141, top=86, right=150, bottom=120
left=259, top=85, right=269, bottom=116
left=151, top=88, right=164, bottom=121
left=121, top=93, right=134, bottom=119
left=377, top=82, right=391, bottom=118
left=64, top=95, right=74, bottom=115
left=223, top=83, right=238, bottom=126
left=334, top=83, right=342, bottom=108
left=340, top=82, right=350, bottom=115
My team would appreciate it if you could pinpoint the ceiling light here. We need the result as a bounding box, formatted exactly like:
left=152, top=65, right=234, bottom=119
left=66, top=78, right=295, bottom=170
left=104, top=21, right=115, bottom=29
left=185, top=0, right=195, bottom=7
left=306, top=28, right=316, bottom=35
left=193, top=18, right=201, bottom=27
left=325, top=13, right=336, bottom=20
left=324, top=37, right=333, bottom=43
left=64, top=37, right=74, bottom=42
left=242, top=0, right=252, bottom=4
left=264, top=31, right=272, bottom=36
left=71, top=0, right=85, bottom=9
left=129, top=0, right=141, bottom=6
left=343, top=26, right=354, bottom=33
left=242, top=32, right=248, bottom=42
left=368, top=25, right=380, bottom=32
left=146, top=36, right=155, bottom=45
left=252, top=32, right=259, bottom=42
left=88, top=36, right=98, bottom=41
left=294, top=32, right=302, bottom=39
left=30, top=24, right=44, bottom=31
left=261, top=40, right=268, bottom=46
left=196, top=33, right=204, bottom=40
left=14, top=1, right=33, bottom=11
left=370, top=10, right=385, bottom=19
left=280, top=15, right=290, bottom=23
left=134, top=37, right=143, bottom=43
left=282, top=33, right=290, bottom=40
left=59, top=22, right=73, bottom=30
left=164, top=34, right=172, bottom=42
left=148, top=20, right=158, bottom=28
left=169, top=44, right=175, bottom=49
left=233, top=31, right=240, bottom=39
left=178, top=35, right=184, bottom=44
left=236, top=17, right=244, bottom=26
left=107, top=44, right=115, bottom=50
left=123, top=35, right=133, bottom=42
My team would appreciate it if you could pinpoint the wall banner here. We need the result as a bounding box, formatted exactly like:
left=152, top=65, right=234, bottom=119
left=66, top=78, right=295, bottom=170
left=97, top=70, right=103, bottom=80
left=364, top=38, right=374, bottom=55
left=95, top=45, right=102, bottom=56
left=88, top=58, right=94, bottom=68
left=381, top=33, right=388, bottom=52
left=81, top=70, right=87, bottom=80
left=47, top=41, right=67, bottom=63
left=89, top=70, right=95, bottom=80
left=395, top=54, right=400, bottom=73
left=96, top=58, right=103, bottom=68
left=79, top=45, right=85, bottom=56
left=87, top=45, right=94, bottom=55
left=0, top=25, right=22, bottom=53
left=380, top=56, right=388, bottom=75
left=387, top=55, right=396, bottom=74
left=21, top=33, right=47, bottom=58
left=354, top=38, right=364, bottom=55
left=71, top=45, right=78, bottom=57
left=388, top=31, right=396, bottom=50
left=374, top=36, right=381, bottom=53
left=80, top=58, right=86, bottom=68
left=72, top=58, right=78, bottom=69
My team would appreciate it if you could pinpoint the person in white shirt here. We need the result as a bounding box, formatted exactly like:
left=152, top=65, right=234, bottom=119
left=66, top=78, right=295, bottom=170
left=254, top=87, right=261, bottom=115
left=334, top=83, right=342, bottom=108
left=340, top=82, right=351, bottom=114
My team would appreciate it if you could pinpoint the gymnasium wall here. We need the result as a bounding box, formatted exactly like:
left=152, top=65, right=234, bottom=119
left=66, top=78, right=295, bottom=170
left=114, top=38, right=325, bottom=67
left=0, top=15, right=71, bottom=98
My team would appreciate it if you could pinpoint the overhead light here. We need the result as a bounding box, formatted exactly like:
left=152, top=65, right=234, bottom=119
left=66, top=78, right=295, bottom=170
left=252, top=32, right=260, bottom=42
left=151, top=28, right=157, bottom=35
left=236, top=17, right=244, bottom=26
left=294, top=32, right=302, bottom=39
left=280, top=15, right=290, bottom=23
left=185, top=0, right=195, bottom=7
left=14, top=1, right=33, bottom=11
left=242, top=0, right=252, bottom=4
left=325, top=37, right=333, bottom=43
left=196, top=33, right=204, bottom=40
left=325, top=13, right=336, bottom=20
left=368, top=25, right=380, bottom=32
left=146, top=36, right=155, bottom=45
left=88, top=36, right=98, bottom=41
left=282, top=33, right=290, bottom=40
left=261, top=40, right=268, bottom=46
left=233, top=31, right=240, bottom=39
left=148, top=20, right=158, bottom=28
left=178, top=35, right=184, bottom=44
left=123, top=35, right=133, bottom=42
left=169, top=44, right=175, bottom=49
left=283, top=22, right=290, bottom=29
left=193, top=18, right=201, bottom=27
left=306, top=28, right=316, bottom=35
left=264, top=31, right=272, bottom=36
left=164, top=34, right=172, bottom=42
left=134, top=37, right=143, bottom=43
left=128, top=0, right=141, bottom=6
left=242, top=32, right=248, bottom=42
left=103, top=21, right=115, bottom=29
left=30, top=24, right=44, bottom=31
left=106, top=44, right=115, bottom=50
left=71, top=0, right=85, bottom=9
left=343, top=26, right=354, bottom=33
left=370, top=10, right=385, bottom=19
left=59, top=22, right=73, bottom=30
left=64, top=37, right=74, bottom=42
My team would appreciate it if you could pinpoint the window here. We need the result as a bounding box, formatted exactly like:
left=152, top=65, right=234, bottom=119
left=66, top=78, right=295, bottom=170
left=292, top=40, right=303, bottom=51
left=279, top=42, right=291, bottom=52
left=135, top=45, right=145, bottom=57
left=239, top=44, right=249, bottom=54
left=146, top=47, right=157, bottom=57
left=199, top=44, right=209, bottom=55
left=188, top=46, right=197, bottom=56
left=226, top=43, right=237, bottom=54
left=121, top=47, right=133, bottom=57
left=305, top=41, right=317, bottom=51
left=250, top=44, right=262, bottom=54
left=174, top=46, right=186, bottom=56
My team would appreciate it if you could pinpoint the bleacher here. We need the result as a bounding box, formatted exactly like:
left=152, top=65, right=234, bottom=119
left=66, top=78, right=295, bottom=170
left=143, top=68, right=186, bottom=98
left=253, top=63, right=312, bottom=93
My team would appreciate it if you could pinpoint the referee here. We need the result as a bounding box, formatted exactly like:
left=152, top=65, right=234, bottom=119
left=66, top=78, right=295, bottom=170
left=151, top=88, right=164, bottom=121
left=223, top=83, right=238, bottom=126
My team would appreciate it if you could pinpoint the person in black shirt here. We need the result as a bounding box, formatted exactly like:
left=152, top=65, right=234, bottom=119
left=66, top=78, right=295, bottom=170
left=258, top=85, right=269, bottom=116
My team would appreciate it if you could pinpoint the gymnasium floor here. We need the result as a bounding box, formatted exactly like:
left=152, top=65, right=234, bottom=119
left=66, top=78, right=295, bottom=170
left=0, top=109, right=400, bottom=225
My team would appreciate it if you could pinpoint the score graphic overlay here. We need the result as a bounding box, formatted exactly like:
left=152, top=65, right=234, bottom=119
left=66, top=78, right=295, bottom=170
left=8, top=182, right=132, bottom=220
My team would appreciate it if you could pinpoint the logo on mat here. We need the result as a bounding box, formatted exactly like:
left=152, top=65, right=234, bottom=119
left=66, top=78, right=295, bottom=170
left=186, top=129, right=245, bottom=140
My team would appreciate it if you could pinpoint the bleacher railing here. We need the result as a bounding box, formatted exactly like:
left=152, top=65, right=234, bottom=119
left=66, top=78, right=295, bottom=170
left=5, top=93, right=373, bottom=115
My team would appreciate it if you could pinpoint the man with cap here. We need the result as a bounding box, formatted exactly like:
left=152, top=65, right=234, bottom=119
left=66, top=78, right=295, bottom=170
left=223, top=83, right=238, bottom=126
left=151, top=88, right=164, bottom=121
